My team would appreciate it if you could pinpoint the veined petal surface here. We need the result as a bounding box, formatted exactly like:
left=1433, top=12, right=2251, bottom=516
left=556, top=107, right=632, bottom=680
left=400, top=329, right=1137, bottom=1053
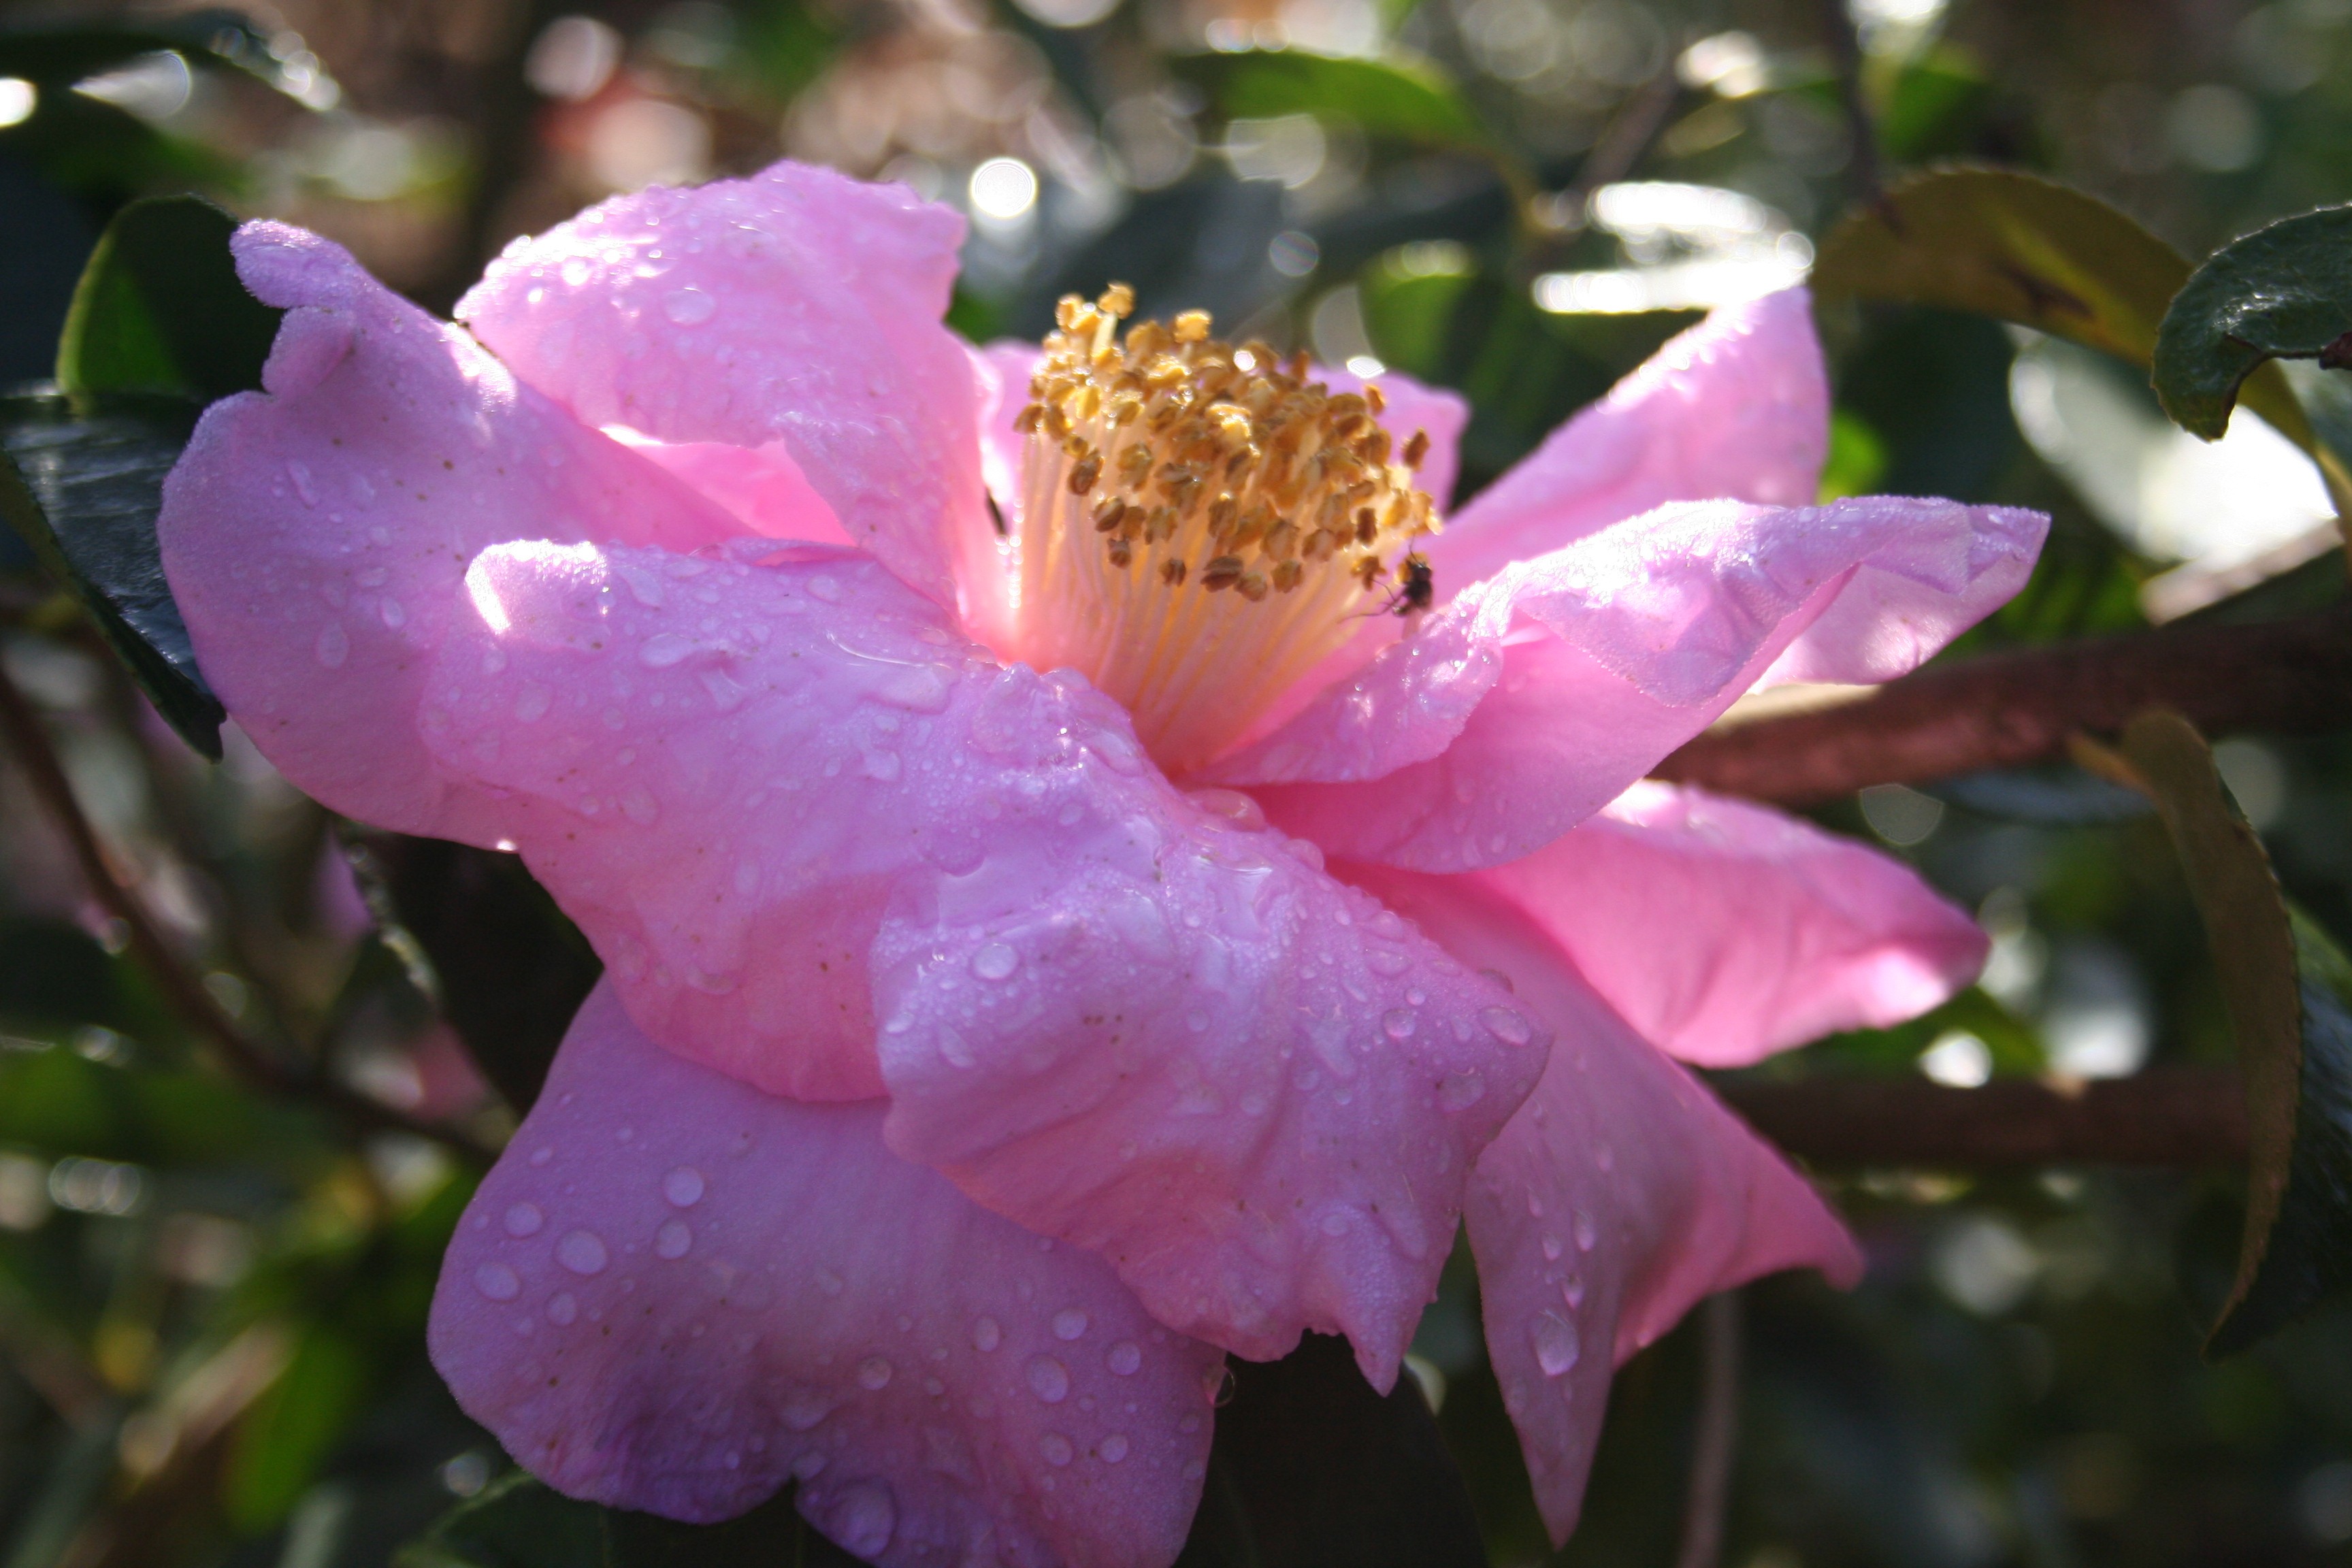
left=156, top=222, right=744, bottom=841
left=432, top=983, right=1222, bottom=1567
left=457, top=163, right=1000, bottom=632
left=1215, top=496, right=2047, bottom=872
left=1479, top=782, right=1988, bottom=1066
left=1347, top=864, right=1862, bottom=1546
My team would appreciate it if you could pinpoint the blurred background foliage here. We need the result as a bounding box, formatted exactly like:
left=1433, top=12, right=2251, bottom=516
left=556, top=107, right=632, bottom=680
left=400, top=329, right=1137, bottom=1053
left=1, top=0, right=2351, bottom=1562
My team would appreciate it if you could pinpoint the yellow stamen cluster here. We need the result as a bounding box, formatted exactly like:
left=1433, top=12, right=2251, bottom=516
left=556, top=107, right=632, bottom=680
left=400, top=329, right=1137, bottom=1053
left=1013, top=284, right=1439, bottom=774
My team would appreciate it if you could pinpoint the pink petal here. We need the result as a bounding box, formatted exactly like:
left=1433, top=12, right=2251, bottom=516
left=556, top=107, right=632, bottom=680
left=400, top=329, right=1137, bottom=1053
left=1422, top=289, right=1828, bottom=595
left=457, top=163, right=1004, bottom=635
left=867, top=808, right=1550, bottom=1390
left=157, top=222, right=743, bottom=841
left=1216, top=495, right=2047, bottom=872
left=432, top=983, right=1221, bottom=1567
left=1345, top=864, right=1861, bottom=1546
left=971, top=340, right=1041, bottom=534
left=1477, top=782, right=1988, bottom=1067
left=603, top=427, right=852, bottom=549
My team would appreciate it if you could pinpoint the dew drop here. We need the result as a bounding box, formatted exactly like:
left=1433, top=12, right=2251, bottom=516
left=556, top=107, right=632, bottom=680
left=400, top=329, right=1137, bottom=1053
left=662, top=287, right=717, bottom=325
left=473, top=1262, right=521, bottom=1301
left=514, top=683, right=551, bottom=722
left=1040, top=1433, right=1074, bottom=1467
left=970, top=943, right=1019, bottom=981
left=1541, top=1233, right=1564, bottom=1262
left=1100, top=1432, right=1130, bottom=1463
left=638, top=633, right=696, bottom=669
left=663, top=1166, right=706, bottom=1207
left=529, top=1145, right=554, bottom=1166
left=1531, top=1311, right=1581, bottom=1377
left=1208, top=1365, right=1238, bottom=1407
left=1106, top=1341, right=1141, bottom=1376
left=546, top=1292, right=578, bottom=1326
left=781, top=1387, right=832, bottom=1431
left=1319, top=1211, right=1350, bottom=1237
left=832, top=1482, right=895, bottom=1556
left=1382, top=1007, right=1418, bottom=1041
left=1026, top=1356, right=1071, bottom=1403
left=503, top=1203, right=544, bottom=1238
left=1438, top=1071, right=1486, bottom=1111
left=556, top=1230, right=609, bottom=1275
left=655, top=1219, right=693, bottom=1260
left=973, top=1316, right=1002, bottom=1352
left=1480, top=1006, right=1533, bottom=1045
left=1573, top=1209, right=1597, bottom=1252
left=807, top=575, right=842, bottom=603
left=857, top=1355, right=894, bottom=1390
left=1053, top=1308, right=1090, bottom=1341
left=314, top=619, right=350, bottom=670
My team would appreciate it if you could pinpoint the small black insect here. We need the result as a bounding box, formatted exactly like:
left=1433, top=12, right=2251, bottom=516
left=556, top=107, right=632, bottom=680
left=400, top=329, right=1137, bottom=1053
left=1381, top=552, right=1434, bottom=616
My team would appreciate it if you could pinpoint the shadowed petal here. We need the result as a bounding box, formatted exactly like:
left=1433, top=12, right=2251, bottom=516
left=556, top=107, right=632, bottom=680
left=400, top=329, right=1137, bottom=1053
left=431, top=983, right=1222, bottom=1567
left=457, top=163, right=1001, bottom=635
left=1214, top=496, right=2047, bottom=872
left=1345, top=864, right=1862, bottom=1546
left=157, top=222, right=745, bottom=842
left=1422, top=289, right=1827, bottom=595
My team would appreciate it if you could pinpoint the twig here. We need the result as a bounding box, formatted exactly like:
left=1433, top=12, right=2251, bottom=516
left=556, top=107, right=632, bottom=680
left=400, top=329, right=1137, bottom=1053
left=1529, top=66, right=1682, bottom=239
left=1718, top=1066, right=2249, bottom=1169
left=1819, top=0, right=1882, bottom=204
left=1656, top=605, right=2352, bottom=807
left=0, top=665, right=495, bottom=1162
left=1673, top=1292, right=1744, bottom=1568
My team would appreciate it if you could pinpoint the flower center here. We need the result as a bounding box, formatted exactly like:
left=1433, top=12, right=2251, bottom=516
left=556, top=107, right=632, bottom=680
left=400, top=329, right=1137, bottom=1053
left=1013, top=285, right=1439, bottom=776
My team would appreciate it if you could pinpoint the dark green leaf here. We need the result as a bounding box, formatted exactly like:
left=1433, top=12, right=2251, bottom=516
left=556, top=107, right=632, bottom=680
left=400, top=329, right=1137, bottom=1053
left=58, top=195, right=281, bottom=402
left=223, top=1322, right=370, bottom=1531
left=396, top=1472, right=857, bottom=1568
left=2152, top=205, right=2352, bottom=440
left=1176, top=1332, right=1486, bottom=1568
left=1812, top=166, right=2330, bottom=489
left=0, top=1045, right=322, bottom=1169
left=0, top=9, right=318, bottom=96
left=2111, top=712, right=2352, bottom=1354
left=340, top=832, right=603, bottom=1116
left=0, top=388, right=223, bottom=757
left=1174, top=48, right=1496, bottom=154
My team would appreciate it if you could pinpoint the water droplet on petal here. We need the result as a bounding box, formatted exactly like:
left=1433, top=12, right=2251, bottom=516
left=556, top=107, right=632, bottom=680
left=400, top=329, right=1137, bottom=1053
left=556, top=1230, right=609, bottom=1275
left=1053, top=1308, right=1090, bottom=1341
left=655, top=1219, right=692, bottom=1259
left=503, top=1203, right=544, bottom=1238
left=1480, top=1006, right=1533, bottom=1045
left=473, top=1262, right=521, bottom=1301
left=973, top=1316, right=1002, bottom=1352
left=1573, top=1210, right=1597, bottom=1252
left=1541, top=1233, right=1563, bottom=1261
left=1383, top=1008, right=1418, bottom=1041
left=857, top=1355, right=894, bottom=1390
left=1320, top=1211, right=1350, bottom=1237
left=970, top=943, right=1019, bottom=981
left=1438, top=1071, right=1485, bottom=1110
left=1100, top=1432, right=1130, bottom=1463
left=1026, top=1356, right=1071, bottom=1403
left=663, top=1166, right=705, bottom=1207
left=1532, top=1311, right=1581, bottom=1377
left=638, top=633, right=696, bottom=668
left=662, top=287, right=717, bottom=325
left=832, top=1482, right=895, bottom=1556
left=1107, top=1341, right=1141, bottom=1376
left=314, top=619, right=350, bottom=670
left=1208, top=1365, right=1238, bottom=1407
left=1040, top=1433, right=1074, bottom=1467
left=546, top=1292, right=578, bottom=1326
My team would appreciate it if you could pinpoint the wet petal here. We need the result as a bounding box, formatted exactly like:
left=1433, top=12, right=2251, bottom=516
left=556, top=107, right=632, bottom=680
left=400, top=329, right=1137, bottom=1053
left=432, top=982, right=1220, bottom=1567
left=867, top=793, right=1549, bottom=1389
left=1477, top=782, right=1988, bottom=1067
left=1423, top=289, right=1827, bottom=594
left=1215, top=495, right=2046, bottom=872
left=1346, top=864, right=1861, bottom=1546
left=458, top=162, right=1002, bottom=634
left=971, top=340, right=1041, bottom=534
left=157, top=221, right=742, bottom=840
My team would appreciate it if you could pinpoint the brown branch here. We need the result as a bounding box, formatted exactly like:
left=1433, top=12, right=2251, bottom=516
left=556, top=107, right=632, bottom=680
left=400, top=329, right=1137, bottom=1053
left=1656, top=605, right=2352, bottom=807
left=1719, top=1066, right=2248, bottom=1169
left=0, top=666, right=495, bottom=1163
left=1673, top=1292, right=1744, bottom=1568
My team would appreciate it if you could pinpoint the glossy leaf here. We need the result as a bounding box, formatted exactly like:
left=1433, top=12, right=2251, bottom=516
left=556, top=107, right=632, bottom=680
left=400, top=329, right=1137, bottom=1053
left=223, top=1322, right=370, bottom=1531
left=57, top=195, right=282, bottom=403
left=1174, top=48, right=1495, bottom=154
left=2111, top=712, right=2352, bottom=1355
left=0, top=388, right=224, bottom=757
left=0, top=1045, right=323, bottom=1171
left=0, top=9, right=320, bottom=97
left=1177, top=1333, right=1486, bottom=1568
left=2152, top=205, right=2352, bottom=440
left=1810, top=166, right=2328, bottom=482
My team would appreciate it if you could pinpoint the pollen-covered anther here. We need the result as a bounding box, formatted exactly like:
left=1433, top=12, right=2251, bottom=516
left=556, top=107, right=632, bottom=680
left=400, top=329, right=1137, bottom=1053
left=1013, top=287, right=1442, bottom=774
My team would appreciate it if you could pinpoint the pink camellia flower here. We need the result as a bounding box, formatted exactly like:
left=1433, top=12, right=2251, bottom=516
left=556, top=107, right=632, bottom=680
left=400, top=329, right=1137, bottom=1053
left=157, top=160, right=2043, bottom=1563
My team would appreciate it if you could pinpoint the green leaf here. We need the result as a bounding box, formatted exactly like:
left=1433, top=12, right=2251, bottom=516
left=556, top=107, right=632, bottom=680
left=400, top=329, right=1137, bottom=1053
left=340, top=832, right=603, bottom=1115
left=396, top=1472, right=856, bottom=1568
left=2111, top=711, right=2352, bottom=1354
left=1174, top=48, right=1496, bottom=155
left=0, top=1045, right=323, bottom=1169
left=0, top=388, right=224, bottom=757
left=222, top=1322, right=370, bottom=1531
left=1810, top=166, right=2327, bottom=478
left=1177, top=1333, right=1486, bottom=1567
left=58, top=195, right=282, bottom=402
left=0, top=9, right=319, bottom=97
left=2152, top=205, right=2352, bottom=441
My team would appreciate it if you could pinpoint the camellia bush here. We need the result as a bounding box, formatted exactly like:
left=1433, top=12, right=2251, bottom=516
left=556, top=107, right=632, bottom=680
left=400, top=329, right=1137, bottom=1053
left=1, top=1, right=2350, bottom=1565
